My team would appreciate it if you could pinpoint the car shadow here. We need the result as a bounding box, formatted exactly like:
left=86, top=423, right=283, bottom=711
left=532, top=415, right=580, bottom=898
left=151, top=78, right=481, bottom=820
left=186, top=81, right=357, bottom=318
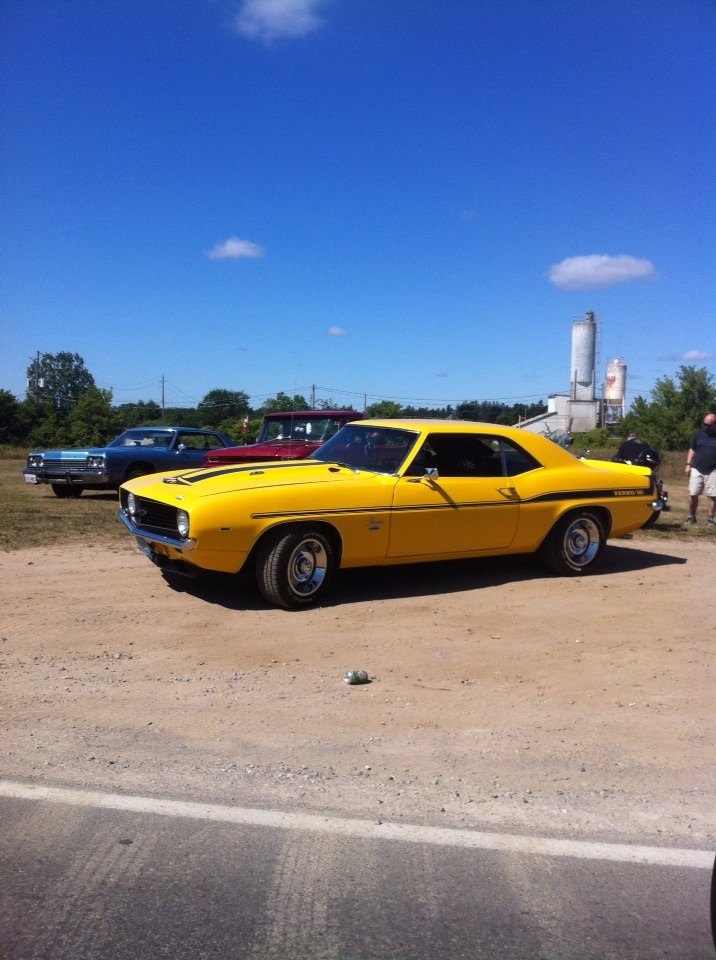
left=160, top=541, right=688, bottom=612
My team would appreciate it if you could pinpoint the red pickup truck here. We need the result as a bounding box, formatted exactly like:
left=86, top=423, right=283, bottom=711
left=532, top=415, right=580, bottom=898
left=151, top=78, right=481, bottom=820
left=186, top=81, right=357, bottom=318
left=202, top=409, right=363, bottom=467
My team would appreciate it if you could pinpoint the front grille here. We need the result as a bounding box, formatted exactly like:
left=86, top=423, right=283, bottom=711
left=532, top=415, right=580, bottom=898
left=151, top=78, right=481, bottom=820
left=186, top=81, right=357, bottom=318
left=41, top=457, right=90, bottom=470
left=123, top=494, right=179, bottom=536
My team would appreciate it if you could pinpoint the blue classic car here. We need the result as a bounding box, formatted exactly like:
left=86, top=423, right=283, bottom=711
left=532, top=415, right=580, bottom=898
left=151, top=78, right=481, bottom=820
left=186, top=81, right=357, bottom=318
left=23, top=426, right=234, bottom=498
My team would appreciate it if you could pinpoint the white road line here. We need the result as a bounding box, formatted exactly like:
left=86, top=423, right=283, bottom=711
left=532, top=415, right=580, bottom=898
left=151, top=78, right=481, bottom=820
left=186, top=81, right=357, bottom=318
left=1, top=780, right=712, bottom=870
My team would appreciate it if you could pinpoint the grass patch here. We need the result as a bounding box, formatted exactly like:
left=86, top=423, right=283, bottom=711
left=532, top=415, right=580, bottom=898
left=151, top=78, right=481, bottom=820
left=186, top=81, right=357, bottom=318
left=0, top=458, right=127, bottom=552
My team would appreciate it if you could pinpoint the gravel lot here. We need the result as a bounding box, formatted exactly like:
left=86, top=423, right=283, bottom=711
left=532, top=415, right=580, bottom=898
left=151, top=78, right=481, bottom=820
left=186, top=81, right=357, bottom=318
left=1, top=536, right=714, bottom=847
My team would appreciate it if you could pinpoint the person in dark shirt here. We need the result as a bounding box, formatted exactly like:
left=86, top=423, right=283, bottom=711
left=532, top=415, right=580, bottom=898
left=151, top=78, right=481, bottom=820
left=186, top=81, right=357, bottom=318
left=684, top=413, right=716, bottom=525
left=615, top=432, right=650, bottom=462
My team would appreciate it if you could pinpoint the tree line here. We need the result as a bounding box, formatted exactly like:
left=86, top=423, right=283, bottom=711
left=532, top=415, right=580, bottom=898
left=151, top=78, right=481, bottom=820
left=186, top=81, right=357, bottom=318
left=1, top=351, right=713, bottom=452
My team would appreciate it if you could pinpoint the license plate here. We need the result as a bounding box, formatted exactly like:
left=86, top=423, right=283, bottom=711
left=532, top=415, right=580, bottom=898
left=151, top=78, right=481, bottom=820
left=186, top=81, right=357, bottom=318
left=24, top=474, right=38, bottom=484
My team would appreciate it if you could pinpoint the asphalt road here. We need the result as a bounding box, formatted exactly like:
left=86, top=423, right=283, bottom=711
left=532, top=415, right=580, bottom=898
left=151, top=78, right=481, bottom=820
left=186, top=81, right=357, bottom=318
left=1, top=783, right=713, bottom=960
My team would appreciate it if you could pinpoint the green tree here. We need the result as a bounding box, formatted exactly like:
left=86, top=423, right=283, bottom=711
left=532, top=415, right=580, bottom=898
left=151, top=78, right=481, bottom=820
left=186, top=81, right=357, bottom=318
left=197, top=389, right=250, bottom=427
left=26, top=352, right=95, bottom=413
left=162, top=407, right=201, bottom=426
left=365, top=400, right=402, bottom=418
left=217, top=415, right=256, bottom=443
left=0, top=389, right=25, bottom=445
left=26, top=407, right=71, bottom=448
left=262, top=392, right=310, bottom=413
left=623, top=365, right=716, bottom=450
left=66, top=388, right=123, bottom=446
left=116, top=400, right=163, bottom=427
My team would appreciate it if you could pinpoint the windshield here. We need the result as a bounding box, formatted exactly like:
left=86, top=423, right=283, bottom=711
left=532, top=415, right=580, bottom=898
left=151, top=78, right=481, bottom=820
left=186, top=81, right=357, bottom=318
left=258, top=415, right=345, bottom=443
left=311, top=424, right=419, bottom=474
left=109, top=429, right=173, bottom=449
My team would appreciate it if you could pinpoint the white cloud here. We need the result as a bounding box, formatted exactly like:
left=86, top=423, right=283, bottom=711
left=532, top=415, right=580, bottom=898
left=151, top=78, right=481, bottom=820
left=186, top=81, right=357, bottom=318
left=327, top=325, right=347, bottom=337
left=657, top=349, right=714, bottom=362
left=233, top=0, right=328, bottom=41
left=548, top=254, right=656, bottom=290
left=207, top=236, right=265, bottom=260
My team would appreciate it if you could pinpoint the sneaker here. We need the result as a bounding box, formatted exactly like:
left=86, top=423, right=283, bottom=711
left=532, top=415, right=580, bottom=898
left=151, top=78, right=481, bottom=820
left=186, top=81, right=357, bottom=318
left=708, top=518, right=715, bottom=526
left=685, top=516, right=696, bottom=524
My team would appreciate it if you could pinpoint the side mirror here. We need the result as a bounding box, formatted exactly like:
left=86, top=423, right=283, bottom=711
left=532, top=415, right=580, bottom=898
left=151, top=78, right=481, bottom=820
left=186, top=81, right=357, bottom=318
left=176, top=443, right=186, bottom=453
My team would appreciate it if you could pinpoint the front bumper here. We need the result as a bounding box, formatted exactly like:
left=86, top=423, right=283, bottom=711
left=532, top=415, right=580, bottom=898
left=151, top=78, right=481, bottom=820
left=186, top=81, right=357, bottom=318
left=23, top=468, right=110, bottom=486
left=118, top=508, right=197, bottom=553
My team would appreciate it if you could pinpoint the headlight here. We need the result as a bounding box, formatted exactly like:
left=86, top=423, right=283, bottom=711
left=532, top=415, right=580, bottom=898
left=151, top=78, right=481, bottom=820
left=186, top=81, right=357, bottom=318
left=87, top=455, right=105, bottom=468
left=28, top=454, right=43, bottom=467
left=177, top=510, right=190, bottom=538
left=127, top=493, right=137, bottom=516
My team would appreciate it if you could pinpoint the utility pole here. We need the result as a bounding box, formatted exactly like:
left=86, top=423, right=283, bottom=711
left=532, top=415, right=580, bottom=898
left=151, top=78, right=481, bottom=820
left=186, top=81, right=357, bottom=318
left=160, top=376, right=165, bottom=419
left=28, top=351, right=45, bottom=400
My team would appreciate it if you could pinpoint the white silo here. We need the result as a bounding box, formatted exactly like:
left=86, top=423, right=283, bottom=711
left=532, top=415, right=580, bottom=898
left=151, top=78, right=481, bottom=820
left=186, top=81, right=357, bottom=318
left=570, top=311, right=597, bottom=401
left=604, top=356, right=627, bottom=424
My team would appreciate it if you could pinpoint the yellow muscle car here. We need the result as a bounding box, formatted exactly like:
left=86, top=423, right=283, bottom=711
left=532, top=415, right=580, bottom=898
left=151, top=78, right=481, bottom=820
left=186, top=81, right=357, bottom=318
left=118, top=419, right=662, bottom=609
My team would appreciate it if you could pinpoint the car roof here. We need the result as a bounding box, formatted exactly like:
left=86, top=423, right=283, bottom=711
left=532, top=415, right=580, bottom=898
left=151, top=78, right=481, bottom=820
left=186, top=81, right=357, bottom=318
left=127, top=426, right=222, bottom=432
left=352, top=419, right=578, bottom=464
left=262, top=410, right=360, bottom=418
left=357, top=418, right=505, bottom=431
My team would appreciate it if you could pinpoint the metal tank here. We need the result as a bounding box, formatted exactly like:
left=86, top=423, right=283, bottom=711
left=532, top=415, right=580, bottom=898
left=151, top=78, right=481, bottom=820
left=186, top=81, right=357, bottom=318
left=605, top=357, right=627, bottom=403
left=604, top=356, right=627, bottom=425
left=570, top=311, right=597, bottom=401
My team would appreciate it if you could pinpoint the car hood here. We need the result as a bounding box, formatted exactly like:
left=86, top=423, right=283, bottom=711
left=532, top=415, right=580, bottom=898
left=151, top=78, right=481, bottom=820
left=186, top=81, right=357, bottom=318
left=124, top=459, right=376, bottom=502
left=208, top=439, right=318, bottom=459
left=29, top=446, right=107, bottom=459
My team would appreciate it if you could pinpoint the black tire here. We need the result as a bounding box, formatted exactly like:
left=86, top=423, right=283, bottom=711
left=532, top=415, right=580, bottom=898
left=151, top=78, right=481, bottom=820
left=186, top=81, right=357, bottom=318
left=124, top=466, right=150, bottom=482
left=641, top=510, right=660, bottom=529
left=256, top=527, right=335, bottom=609
left=51, top=484, right=83, bottom=498
left=538, top=510, right=605, bottom=576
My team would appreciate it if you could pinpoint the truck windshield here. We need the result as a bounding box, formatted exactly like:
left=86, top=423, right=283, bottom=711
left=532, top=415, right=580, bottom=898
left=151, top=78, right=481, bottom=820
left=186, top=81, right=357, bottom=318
left=258, top=416, right=343, bottom=443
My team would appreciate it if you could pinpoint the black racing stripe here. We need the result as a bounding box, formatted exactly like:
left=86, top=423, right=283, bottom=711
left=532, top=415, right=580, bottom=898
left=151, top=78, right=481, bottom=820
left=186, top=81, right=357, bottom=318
left=251, top=501, right=514, bottom=520
left=251, top=489, right=653, bottom=522
left=527, top=487, right=652, bottom=503
left=169, top=461, right=317, bottom=484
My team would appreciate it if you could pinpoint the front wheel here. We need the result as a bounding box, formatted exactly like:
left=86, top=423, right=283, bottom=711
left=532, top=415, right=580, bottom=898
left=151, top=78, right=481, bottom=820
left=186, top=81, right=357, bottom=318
left=538, top=511, right=605, bottom=576
left=51, top=484, right=83, bottom=498
left=256, top=527, right=336, bottom=609
left=124, top=466, right=150, bottom=482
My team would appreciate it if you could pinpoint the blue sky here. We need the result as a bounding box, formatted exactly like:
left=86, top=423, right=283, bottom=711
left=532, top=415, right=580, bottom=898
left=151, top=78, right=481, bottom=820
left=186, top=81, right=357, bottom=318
left=1, top=0, right=713, bottom=412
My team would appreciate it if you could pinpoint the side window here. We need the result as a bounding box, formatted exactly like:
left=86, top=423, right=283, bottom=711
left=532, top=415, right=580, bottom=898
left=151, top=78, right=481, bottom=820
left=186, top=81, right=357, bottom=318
left=204, top=434, right=226, bottom=451
left=427, top=434, right=503, bottom=477
left=177, top=433, right=205, bottom=451
left=404, top=440, right=438, bottom=476
left=410, top=434, right=541, bottom=478
left=499, top=438, right=541, bottom=476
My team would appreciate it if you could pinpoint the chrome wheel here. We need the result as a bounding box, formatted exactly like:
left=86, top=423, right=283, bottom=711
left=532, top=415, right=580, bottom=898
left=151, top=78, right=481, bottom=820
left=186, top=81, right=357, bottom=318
left=256, top=527, right=336, bottom=609
left=287, top=536, right=328, bottom=598
left=562, top=516, right=601, bottom=568
left=539, top=510, right=606, bottom=576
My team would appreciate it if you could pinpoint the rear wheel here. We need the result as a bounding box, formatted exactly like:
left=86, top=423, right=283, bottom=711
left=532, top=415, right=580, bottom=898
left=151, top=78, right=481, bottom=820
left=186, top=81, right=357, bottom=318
left=256, top=527, right=335, bottom=609
left=51, top=484, right=83, bottom=498
left=539, top=511, right=605, bottom=575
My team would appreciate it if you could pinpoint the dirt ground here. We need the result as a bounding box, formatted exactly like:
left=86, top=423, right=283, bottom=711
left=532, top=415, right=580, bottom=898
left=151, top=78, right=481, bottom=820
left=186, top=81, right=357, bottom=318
left=1, top=535, right=713, bottom=849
